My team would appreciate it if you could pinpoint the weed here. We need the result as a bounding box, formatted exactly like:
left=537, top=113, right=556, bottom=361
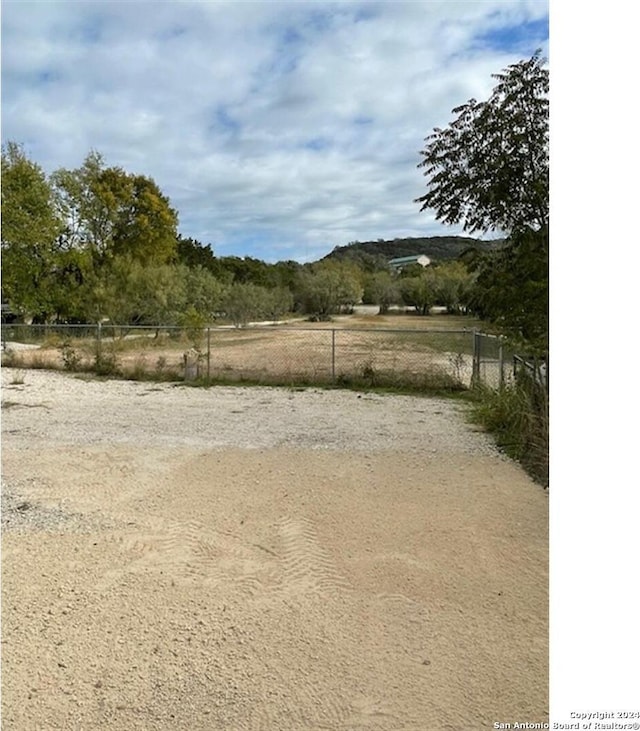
left=469, top=376, right=548, bottom=486
left=93, top=349, right=120, bottom=376
left=9, top=370, right=26, bottom=385
left=60, top=340, right=82, bottom=371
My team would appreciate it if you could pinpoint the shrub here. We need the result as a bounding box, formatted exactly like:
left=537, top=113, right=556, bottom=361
left=470, top=374, right=548, bottom=486
left=60, top=340, right=82, bottom=371
left=93, top=347, right=120, bottom=376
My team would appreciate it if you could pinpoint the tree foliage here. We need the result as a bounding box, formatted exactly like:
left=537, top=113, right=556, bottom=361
left=87, top=256, right=187, bottom=325
left=1, top=143, right=65, bottom=319
left=415, top=53, right=549, bottom=351
left=324, top=235, right=501, bottom=265
left=415, top=52, right=548, bottom=234
left=363, top=271, right=400, bottom=314
left=468, top=226, right=548, bottom=353
left=294, top=262, right=364, bottom=320
left=430, top=261, right=473, bottom=314
left=51, top=151, right=178, bottom=265
left=399, top=270, right=438, bottom=316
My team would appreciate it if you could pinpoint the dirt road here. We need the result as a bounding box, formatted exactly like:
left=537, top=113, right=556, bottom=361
left=1, top=368, right=548, bottom=730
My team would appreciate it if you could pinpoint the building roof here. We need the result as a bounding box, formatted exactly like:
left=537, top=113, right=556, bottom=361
left=388, top=254, right=430, bottom=266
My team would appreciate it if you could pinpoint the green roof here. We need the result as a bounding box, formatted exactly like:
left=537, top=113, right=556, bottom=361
left=388, top=255, right=429, bottom=265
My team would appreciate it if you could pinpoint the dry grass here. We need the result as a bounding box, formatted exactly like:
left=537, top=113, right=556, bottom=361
left=2, top=313, right=480, bottom=389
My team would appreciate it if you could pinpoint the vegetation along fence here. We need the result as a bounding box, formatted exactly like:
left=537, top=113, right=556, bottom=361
left=1, top=323, right=519, bottom=391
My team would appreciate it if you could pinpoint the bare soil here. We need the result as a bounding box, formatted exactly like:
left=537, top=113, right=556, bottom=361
left=1, top=368, right=548, bottom=730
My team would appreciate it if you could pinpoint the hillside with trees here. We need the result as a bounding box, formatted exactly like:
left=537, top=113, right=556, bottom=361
left=321, top=235, right=504, bottom=269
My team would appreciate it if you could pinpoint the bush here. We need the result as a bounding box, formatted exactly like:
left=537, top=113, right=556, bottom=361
left=60, top=340, right=82, bottom=371
left=93, top=347, right=120, bottom=376
left=470, top=374, right=548, bottom=486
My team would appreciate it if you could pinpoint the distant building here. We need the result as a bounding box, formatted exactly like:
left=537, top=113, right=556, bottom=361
left=388, top=254, right=431, bottom=271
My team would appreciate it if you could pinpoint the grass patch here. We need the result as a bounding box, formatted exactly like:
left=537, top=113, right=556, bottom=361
left=9, top=370, right=26, bottom=385
left=469, top=376, right=548, bottom=486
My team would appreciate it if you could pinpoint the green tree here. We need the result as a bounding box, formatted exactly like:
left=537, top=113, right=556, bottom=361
left=51, top=151, right=123, bottom=260
left=1, top=142, right=65, bottom=320
left=415, top=52, right=548, bottom=351
left=399, top=271, right=437, bottom=316
left=111, top=174, right=178, bottom=264
left=294, top=262, right=363, bottom=320
left=264, top=260, right=303, bottom=291
left=468, top=226, right=548, bottom=351
left=431, top=261, right=473, bottom=314
left=415, top=51, right=548, bottom=233
left=363, top=271, right=400, bottom=314
left=89, top=256, right=187, bottom=325
left=220, top=282, right=264, bottom=327
left=397, top=262, right=427, bottom=279
left=176, top=235, right=217, bottom=270
left=261, top=286, right=294, bottom=321
left=52, top=152, right=178, bottom=266
left=182, top=266, right=225, bottom=323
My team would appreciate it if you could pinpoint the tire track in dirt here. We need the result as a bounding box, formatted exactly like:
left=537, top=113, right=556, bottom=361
left=246, top=518, right=431, bottom=730
left=94, top=517, right=278, bottom=596
left=276, top=516, right=352, bottom=598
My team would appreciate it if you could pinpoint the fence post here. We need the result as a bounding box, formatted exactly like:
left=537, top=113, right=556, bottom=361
left=471, top=330, right=480, bottom=388
left=207, top=327, right=211, bottom=380
left=498, top=340, right=504, bottom=389
left=96, top=321, right=102, bottom=360
left=331, top=329, right=336, bottom=383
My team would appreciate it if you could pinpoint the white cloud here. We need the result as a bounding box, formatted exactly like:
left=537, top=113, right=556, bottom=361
left=1, top=0, right=548, bottom=262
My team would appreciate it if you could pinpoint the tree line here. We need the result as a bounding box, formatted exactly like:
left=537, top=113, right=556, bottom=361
left=1, top=146, right=477, bottom=327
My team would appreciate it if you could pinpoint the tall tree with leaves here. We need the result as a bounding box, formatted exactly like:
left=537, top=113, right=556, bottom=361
left=1, top=142, right=65, bottom=320
left=52, top=152, right=178, bottom=267
left=416, top=51, right=548, bottom=234
left=415, top=52, right=548, bottom=352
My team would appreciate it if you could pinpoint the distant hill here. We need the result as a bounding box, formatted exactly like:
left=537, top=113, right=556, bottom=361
left=321, top=235, right=505, bottom=266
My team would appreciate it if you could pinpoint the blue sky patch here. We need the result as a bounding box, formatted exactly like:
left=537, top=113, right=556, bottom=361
left=303, top=137, right=331, bottom=152
left=475, top=17, right=549, bottom=54
left=215, top=107, right=241, bottom=134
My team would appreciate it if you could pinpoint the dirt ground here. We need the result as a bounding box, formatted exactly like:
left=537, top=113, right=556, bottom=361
left=1, top=368, right=548, bottom=730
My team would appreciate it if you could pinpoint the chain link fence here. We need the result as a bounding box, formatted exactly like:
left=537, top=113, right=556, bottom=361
left=1, top=323, right=529, bottom=391
left=470, top=331, right=548, bottom=392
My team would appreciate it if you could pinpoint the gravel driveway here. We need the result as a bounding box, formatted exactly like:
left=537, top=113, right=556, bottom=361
left=1, top=367, right=548, bottom=730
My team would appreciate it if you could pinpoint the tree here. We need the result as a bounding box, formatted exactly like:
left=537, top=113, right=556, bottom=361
left=415, top=52, right=548, bottom=351
left=182, top=266, right=225, bottom=323
left=176, top=235, right=217, bottom=270
left=88, top=255, right=187, bottom=325
left=399, top=271, right=437, bottom=316
left=468, top=225, right=548, bottom=352
left=430, top=261, right=473, bottom=314
left=261, top=286, right=294, bottom=321
left=363, top=271, right=400, bottom=314
left=1, top=142, right=65, bottom=320
left=220, top=283, right=267, bottom=327
left=51, top=152, right=178, bottom=267
left=415, top=52, right=548, bottom=234
left=294, top=262, right=363, bottom=320
left=111, top=174, right=178, bottom=264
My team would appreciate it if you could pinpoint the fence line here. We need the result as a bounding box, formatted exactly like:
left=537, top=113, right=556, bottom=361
left=1, top=323, right=521, bottom=391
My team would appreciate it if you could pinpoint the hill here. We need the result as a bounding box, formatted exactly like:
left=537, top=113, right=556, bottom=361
left=321, top=235, right=504, bottom=267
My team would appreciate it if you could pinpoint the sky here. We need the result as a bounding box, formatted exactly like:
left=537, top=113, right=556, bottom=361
left=1, top=0, right=548, bottom=263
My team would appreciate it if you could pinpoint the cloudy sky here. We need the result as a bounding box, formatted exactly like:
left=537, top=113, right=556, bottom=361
left=2, top=0, right=548, bottom=263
